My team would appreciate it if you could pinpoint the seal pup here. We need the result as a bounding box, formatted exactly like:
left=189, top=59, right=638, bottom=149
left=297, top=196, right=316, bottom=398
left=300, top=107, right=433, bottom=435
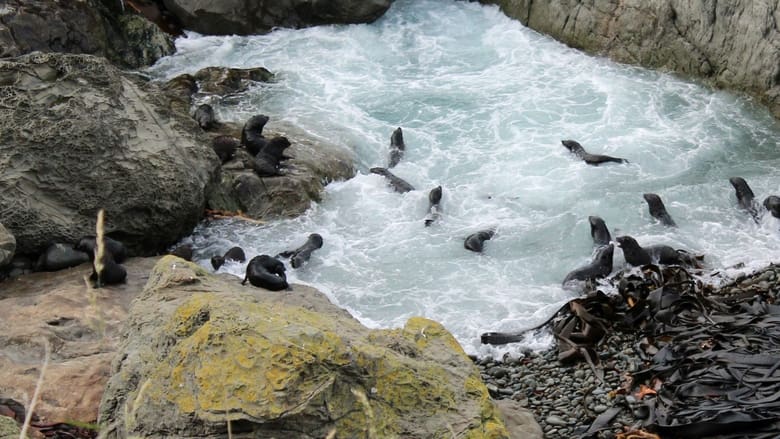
left=169, top=243, right=193, bottom=261
left=212, top=135, right=240, bottom=163
left=729, top=177, right=760, bottom=222
left=615, top=235, right=701, bottom=268
left=588, top=216, right=611, bottom=247
left=90, top=250, right=127, bottom=286
left=424, top=186, right=443, bottom=226
left=464, top=230, right=495, bottom=253
left=241, top=114, right=270, bottom=156
left=561, top=140, right=628, bottom=166
left=643, top=193, right=677, bottom=227
left=193, top=103, right=217, bottom=130
left=35, top=243, right=90, bottom=272
left=388, top=127, right=405, bottom=168
left=211, top=246, right=247, bottom=271
left=242, top=255, right=289, bottom=291
left=562, top=244, right=614, bottom=285
left=763, top=195, right=780, bottom=219
left=250, top=136, right=292, bottom=177
left=75, top=235, right=128, bottom=263
left=277, top=233, right=323, bottom=268
left=369, top=167, right=415, bottom=193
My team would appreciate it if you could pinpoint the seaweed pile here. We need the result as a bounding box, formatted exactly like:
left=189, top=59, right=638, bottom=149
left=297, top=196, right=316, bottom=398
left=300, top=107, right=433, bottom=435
left=483, top=263, right=780, bottom=438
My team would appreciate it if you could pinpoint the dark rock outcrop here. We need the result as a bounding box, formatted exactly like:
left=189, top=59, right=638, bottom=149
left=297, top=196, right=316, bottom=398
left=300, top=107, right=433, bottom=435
left=0, top=223, right=14, bottom=268
left=0, top=52, right=220, bottom=256
left=161, top=0, right=394, bottom=35
left=481, top=0, right=780, bottom=118
left=0, top=0, right=174, bottom=68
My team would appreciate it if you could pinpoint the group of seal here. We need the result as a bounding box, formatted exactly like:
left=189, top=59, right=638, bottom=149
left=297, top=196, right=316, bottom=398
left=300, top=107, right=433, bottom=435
left=240, top=114, right=293, bottom=177
left=728, top=176, right=780, bottom=223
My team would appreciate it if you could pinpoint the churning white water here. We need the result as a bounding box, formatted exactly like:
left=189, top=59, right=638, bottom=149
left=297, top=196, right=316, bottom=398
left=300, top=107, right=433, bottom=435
left=147, top=0, right=780, bottom=356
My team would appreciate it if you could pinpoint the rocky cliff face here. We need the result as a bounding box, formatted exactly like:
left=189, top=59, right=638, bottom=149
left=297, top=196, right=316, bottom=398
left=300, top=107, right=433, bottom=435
left=481, top=0, right=780, bottom=118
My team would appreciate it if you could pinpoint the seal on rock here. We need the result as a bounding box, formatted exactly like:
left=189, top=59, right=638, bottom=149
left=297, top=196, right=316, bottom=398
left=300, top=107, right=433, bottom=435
left=242, top=255, right=289, bottom=291
left=249, top=136, right=292, bottom=177
left=193, top=103, right=217, bottom=130
left=90, top=250, right=127, bottom=287
left=729, top=177, right=760, bottom=222
left=277, top=233, right=323, bottom=268
left=643, top=193, right=677, bottom=227
left=34, top=243, right=90, bottom=272
left=212, top=135, right=240, bottom=163
left=211, top=246, right=247, bottom=271
left=464, top=230, right=495, bottom=253
left=588, top=216, right=611, bottom=247
left=75, top=235, right=128, bottom=263
left=369, top=167, right=415, bottom=193
left=562, top=244, right=614, bottom=285
left=763, top=195, right=780, bottom=219
left=424, top=186, right=443, bottom=226
left=615, top=235, right=701, bottom=268
left=241, top=114, right=270, bottom=156
left=169, top=243, right=193, bottom=261
left=388, top=127, right=405, bottom=168
left=561, top=140, right=628, bottom=166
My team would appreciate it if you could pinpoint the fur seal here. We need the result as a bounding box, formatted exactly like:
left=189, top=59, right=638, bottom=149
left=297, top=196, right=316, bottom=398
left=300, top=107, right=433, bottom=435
left=464, top=230, right=495, bottom=253
left=562, top=244, right=614, bottom=285
left=369, top=167, right=415, bottom=193
left=212, top=135, right=240, bottom=163
left=277, top=233, right=323, bottom=268
left=561, top=140, right=628, bottom=166
left=211, top=246, right=247, bottom=271
left=588, top=216, right=611, bottom=247
left=241, top=114, right=270, bottom=156
left=75, top=235, right=128, bottom=263
left=169, top=243, right=193, bottom=261
left=643, top=193, right=677, bottom=227
left=424, top=186, right=443, bottom=226
left=729, top=177, right=760, bottom=222
left=388, top=127, right=405, bottom=168
left=615, top=235, right=701, bottom=268
left=250, top=136, right=292, bottom=177
left=242, top=255, right=289, bottom=291
left=90, top=250, right=127, bottom=287
left=194, top=103, right=217, bottom=130
left=34, top=243, right=90, bottom=272
left=763, top=195, right=780, bottom=218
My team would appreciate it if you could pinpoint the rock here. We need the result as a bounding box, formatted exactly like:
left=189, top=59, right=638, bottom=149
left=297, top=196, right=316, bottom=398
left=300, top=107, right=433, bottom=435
left=0, top=257, right=160, bottom=425
left=98, top=256, right=509, bottom=438
left=0, top=52, right=220, bottom=256
left=494, top=399, right=543, bottom=439
left=0, top=0, right=174, bottom=68
left=206, top=120, right=356, bottom=218
left=0, top=416, right=21, bottom=439
left=0, top=223, right=15, bottom=268
left=482, top=0, right=780, bottom=118
left=193, top=66, right=274, bottom=95
left=162, top=0, right=393, bottom=36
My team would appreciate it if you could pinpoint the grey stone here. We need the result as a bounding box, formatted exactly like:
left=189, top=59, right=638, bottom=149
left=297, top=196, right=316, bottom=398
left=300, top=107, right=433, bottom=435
left=0, top=223, right=15, bottom=267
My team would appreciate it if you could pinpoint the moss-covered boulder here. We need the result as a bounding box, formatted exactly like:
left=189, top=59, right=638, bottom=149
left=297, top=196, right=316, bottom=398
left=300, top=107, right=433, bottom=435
left=98, top=256, right=509, bottom=438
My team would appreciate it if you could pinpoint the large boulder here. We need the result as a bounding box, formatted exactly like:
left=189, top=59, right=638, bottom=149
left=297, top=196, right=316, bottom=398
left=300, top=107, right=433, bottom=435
left=0, top=52, right=220, bottom=256
left=481, top=0, right=780, bottom=118
left=0, top=257, right=161, bottom=426
left=161, top=0, right=394, bottom=35
left=98, top=256, right=510, bottom=438
left=0, top=0, right=174, bottom=69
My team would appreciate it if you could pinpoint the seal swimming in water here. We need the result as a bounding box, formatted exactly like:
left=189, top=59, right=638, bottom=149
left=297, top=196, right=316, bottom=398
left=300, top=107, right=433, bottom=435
left=211, top=246, right=247, bottom=271
left=464, top=230, right=495, bottom=253
left=370, top=167, right=415, bottom=193
left=193, top=103, right=217, bottom=130
left=75, top=235, right=128, bottom=263
left=561, top=140, right=628, bottom=166
left=562, top=244, right=614, bottom=285
left=642, top=193, right=677, bottom=227
left=242, top=255, right=289, bottom=291
left=424, top=186, right=443, bottom=226
left=615, top=235, right=701, bottom=268
left=35, top=243, right=90, bottom=272
left=212, top=135, right=240, bottom=163
left=588, top=216, right=611, bottom=247
left=277, top=233, right=323, bottom=268
left=729, top=177, right=760, bottom=222
left=763, top=195, right=780, bottom=218
left=241, top=114, right=270, bottom=156
left=388, top=127, right=405, bottom=168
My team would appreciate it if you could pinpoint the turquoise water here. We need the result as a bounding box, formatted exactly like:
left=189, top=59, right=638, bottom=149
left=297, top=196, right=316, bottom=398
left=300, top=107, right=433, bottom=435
left=147, top=0, right=780, bottom=356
